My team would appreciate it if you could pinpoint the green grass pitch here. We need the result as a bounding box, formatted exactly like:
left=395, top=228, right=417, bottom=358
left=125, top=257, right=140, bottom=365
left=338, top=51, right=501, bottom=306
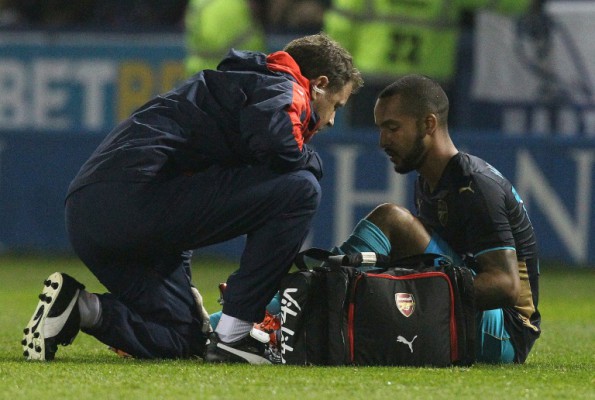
left=0, top=255, right=593, bottom=399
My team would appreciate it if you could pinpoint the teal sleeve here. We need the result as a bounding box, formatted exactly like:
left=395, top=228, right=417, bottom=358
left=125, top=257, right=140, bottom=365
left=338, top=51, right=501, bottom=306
left=335, top=219, right=391, bottom=256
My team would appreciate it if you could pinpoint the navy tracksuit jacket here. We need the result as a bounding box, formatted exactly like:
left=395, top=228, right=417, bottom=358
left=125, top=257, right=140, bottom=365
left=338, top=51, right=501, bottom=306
left=65, top=49, right=323, bottom=358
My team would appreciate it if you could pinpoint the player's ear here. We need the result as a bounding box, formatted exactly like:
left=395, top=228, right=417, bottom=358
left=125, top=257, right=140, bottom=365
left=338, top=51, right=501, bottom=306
left=310, top=76, right=329, bottom=95
left=424, top=113, right=438, bottom=135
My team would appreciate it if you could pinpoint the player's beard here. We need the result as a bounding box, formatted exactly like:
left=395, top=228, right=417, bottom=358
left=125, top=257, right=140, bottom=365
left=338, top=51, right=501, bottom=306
left=393, top=128, right=427, bottom=174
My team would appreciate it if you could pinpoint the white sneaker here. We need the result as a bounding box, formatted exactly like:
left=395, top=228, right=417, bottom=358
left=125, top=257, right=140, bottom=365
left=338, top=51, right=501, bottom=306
left=22, top=272, right=85, bottom=361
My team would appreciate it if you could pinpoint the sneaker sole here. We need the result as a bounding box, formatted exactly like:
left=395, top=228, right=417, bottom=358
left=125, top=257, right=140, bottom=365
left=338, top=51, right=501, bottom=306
left=214, top=342, right=272, bottom=365
left=21, top=273, right=81, bottom=361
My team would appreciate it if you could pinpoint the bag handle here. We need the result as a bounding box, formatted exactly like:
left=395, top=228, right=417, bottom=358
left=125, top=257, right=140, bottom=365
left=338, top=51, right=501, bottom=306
left=294, top=248, right=452, bottom=271
left=294, top=248, right=391, bottom=271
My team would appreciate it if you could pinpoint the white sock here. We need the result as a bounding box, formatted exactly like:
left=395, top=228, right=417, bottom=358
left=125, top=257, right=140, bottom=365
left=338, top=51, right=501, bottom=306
left=77, top=290, right=102, bottom=329
left=215, top=313, right=252, bottom=343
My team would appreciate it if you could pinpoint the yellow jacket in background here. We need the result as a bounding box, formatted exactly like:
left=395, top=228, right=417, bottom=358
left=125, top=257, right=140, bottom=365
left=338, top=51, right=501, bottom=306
left=324, top=0, right=531, bottom=81
left=185, top=0, right=266, bottom=75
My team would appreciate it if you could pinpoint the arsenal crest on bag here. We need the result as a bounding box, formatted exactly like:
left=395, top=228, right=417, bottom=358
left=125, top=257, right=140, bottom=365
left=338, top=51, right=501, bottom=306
left=278, top=249, right=476, bottom=367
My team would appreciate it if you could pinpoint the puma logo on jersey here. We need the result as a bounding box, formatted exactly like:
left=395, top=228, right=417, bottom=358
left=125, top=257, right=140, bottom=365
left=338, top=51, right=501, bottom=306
left=397, top=335, right=418, bottom=353
left=458, top=182, right=474, bottom=194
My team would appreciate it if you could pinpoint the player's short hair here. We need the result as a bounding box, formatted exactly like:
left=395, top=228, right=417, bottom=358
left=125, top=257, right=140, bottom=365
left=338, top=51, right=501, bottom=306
left=284, top=33, right=364, bottom=94
left=378, top=74, right=449, bottom=126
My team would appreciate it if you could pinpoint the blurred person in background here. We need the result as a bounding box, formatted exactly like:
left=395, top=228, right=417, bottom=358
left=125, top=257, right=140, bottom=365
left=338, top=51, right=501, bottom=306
left=324, top=0, right=542, bottom=127
left=184, top=0, right=331, bottom=76
left=184, top=0, right=266, bottom=75
left=21, top=33, right=363, bottom=364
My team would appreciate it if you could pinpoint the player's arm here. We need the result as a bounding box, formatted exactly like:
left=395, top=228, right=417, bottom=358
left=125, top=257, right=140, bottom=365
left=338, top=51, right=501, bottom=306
left=462, top=173, right=522, bottom=311
left=473, top=249, right=520, bottom=310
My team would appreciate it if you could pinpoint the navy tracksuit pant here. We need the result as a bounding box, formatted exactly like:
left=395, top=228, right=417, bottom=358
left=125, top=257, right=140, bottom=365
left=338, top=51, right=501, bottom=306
left=65, top=164, right=321, bottom=358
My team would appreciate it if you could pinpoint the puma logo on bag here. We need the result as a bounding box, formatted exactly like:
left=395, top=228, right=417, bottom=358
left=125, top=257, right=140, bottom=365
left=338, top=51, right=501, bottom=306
left=397, top=335, right=418, bottom=353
